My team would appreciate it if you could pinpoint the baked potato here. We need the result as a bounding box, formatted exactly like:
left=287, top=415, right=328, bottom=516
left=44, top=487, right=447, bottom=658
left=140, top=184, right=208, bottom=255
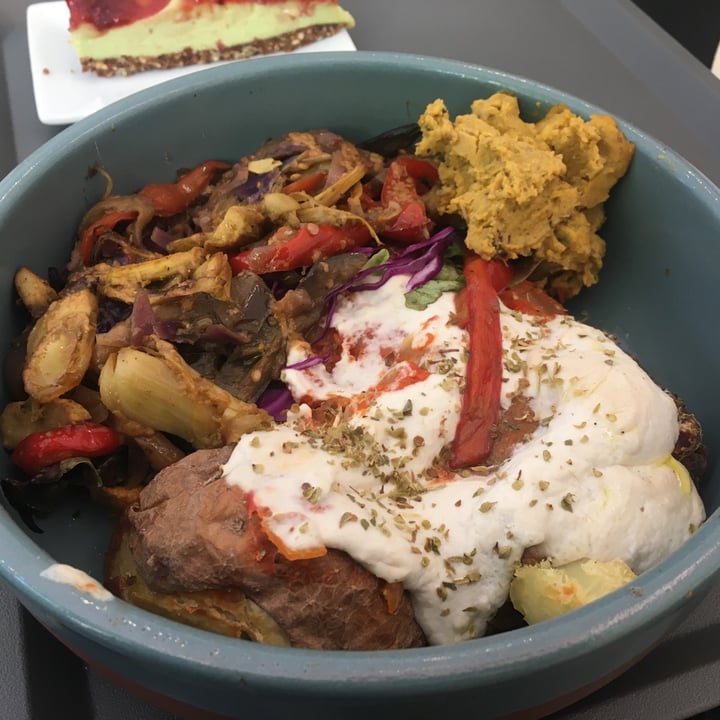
left=105, top=514, right=291, bottom=646
left=115, top=447, right=426, bottom=650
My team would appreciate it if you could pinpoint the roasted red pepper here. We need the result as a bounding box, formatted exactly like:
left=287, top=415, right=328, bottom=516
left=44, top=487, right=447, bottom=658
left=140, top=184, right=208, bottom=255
left=375, top=361, right=430, bottom=394
left=282, top=170, right=328, bottom=195
left=390, top=156, right=440, bottom=189
left=138, top=160, right=230, bottom=217
left=499, top=280, right=566, bottom=317
left=450, top=257, right=511, bottom=469
left=79, top=210, right=138, bottom=265
left=228, top=222, right=371, bottom=275
left=11, top=422, right=122, bottom=476
left=381, top=202, right=429, bottom=243
left=377, top=157, right=438, bottom=243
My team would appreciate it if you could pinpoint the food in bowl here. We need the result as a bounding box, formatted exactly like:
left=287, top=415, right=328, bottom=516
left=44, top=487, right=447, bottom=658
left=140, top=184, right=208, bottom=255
left=0, top=92, right=707, bottom=651
left=65, top=0, right=355, bottom=77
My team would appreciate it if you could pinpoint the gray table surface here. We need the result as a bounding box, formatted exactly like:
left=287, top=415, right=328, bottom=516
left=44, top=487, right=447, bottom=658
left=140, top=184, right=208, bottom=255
left=1, top=1, right=719, bottom=719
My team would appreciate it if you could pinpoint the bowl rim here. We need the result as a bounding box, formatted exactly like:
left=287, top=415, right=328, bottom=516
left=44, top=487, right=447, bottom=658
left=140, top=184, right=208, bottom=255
left=1, top=50, right=719, bottom=698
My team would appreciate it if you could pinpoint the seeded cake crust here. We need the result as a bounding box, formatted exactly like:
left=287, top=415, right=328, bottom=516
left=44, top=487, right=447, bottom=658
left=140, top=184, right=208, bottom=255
left=79, top=23, right=348, bottom=77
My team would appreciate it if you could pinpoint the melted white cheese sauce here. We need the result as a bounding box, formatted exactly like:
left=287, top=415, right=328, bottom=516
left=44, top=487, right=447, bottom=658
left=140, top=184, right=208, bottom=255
left=223, top=274, right=705, bottom=644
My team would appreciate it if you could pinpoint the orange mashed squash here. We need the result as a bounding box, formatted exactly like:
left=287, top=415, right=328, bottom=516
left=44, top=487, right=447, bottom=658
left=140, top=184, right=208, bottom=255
left=416, top=93, right=635, bottom=299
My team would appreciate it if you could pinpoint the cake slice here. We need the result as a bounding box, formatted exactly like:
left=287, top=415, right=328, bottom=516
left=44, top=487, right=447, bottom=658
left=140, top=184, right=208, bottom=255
left=66, top=0, right=355, bottom=77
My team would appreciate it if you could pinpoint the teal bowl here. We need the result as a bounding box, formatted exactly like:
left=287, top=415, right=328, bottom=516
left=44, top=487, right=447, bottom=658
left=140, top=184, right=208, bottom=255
left=0, top=52, right=719, bottom=720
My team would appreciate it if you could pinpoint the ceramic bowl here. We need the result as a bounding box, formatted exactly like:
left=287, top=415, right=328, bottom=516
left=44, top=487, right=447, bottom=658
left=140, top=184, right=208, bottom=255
left=0, top=52, right=719, bottom=720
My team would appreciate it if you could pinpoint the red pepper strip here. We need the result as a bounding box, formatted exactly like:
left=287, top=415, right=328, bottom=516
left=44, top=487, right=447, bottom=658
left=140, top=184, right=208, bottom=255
left=378, top=157, right=438, bottom=244
left=228, top=222, right=371, bottom=275
left=282, top=170, right=328, bottom=195
left=138, top=160, right=231, bottom=217
left=485, top=259, right=515, bottom=292
left=359, top=182, right=381, bottom=209
left=11, top=422, right=122, bottom=476
left=450, top=257, right=509, bottom=469
left=352, top=361, right=430, bottom=416
left=499, top=280, right=567, bottom=317
left=380, top=201, right=430, bottom=244
left=391, top=156, right=439, bottom=188
left=375, top=361, right=430, bottom=394
left=244, top=493, right=328, bottom=561
left=79, top=210, right=138, bottom=265
left=260, top=512, right=328, bottom=561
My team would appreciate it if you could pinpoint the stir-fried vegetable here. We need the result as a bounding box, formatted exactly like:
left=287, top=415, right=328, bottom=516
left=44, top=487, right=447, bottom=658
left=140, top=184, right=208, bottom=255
left=376, top=156, right=438, bottom=243
left=228, top=222, right=371, bottom=274
left=23, top=289, right=98, bottom=404
left=14, top=267, right=57, bottom=317
left=10, top=422, right=121, bottom=476
left=79, top=211, right=139, bottom=265
left=0, top=398, right=92, bottom=450
left=138, top=160, right=231, bottom=217
left=98, top=339, right=273, bottom=448
left=0, top=122, right=589, bottom=520
left=281, top=171, right=328, bottom=195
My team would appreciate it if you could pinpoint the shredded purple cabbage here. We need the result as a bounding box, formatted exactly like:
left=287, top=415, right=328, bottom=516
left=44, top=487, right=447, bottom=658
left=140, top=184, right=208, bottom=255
left=148, top=226, right=176, bottom=252
left=283, top=353, right=331, bottom=371
left=234, top=168, right=281, bottom=203
left=260, top=355, right=330, bottom=423
left=256, top=385, right=294, bottom=422
left=130, top=291, right=156, bottom=346
left=405, top=249, right=446, bottom=291
left=129, top=290, right=178, bottom=344
left=318, top=226, right=457, bottom=335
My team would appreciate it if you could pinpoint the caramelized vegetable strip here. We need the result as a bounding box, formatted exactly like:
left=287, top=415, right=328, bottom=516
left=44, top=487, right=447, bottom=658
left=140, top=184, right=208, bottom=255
left=314, top=165, right=366, bottom=207
left=261, top=191, right=379, bottom=243
left=208, top=205, right=267, bottom=250
left=14, top=267, right=57, bottom=317
left=162, top=251, right=233, bottom=303
left=138, top=160, right=231, bottom=217
left=23, top=289, right=98, bottom=403
left=76, top=194, right=156, bottom=264
left=0, top=398, right=91, bottom=450
left=93, top=248, right=206, bottom=303
left=263, top=192, right=303, bottom=224
left=99, top=338, right=272, bottom=448
left=132, top=433, right=187, bottom=472
left=167, top=205, right=268, bottom=253
left=79, top=211, right=139, bottom=265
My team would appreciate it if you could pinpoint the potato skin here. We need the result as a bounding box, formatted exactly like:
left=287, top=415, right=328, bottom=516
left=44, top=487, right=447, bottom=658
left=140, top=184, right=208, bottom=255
left=106, top=516, right=291, bottom=646
left=124, top=447, right=426, bottom=650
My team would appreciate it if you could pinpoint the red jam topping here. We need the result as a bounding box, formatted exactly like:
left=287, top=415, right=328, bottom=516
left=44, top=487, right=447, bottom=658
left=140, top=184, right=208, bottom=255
left=67, top=0, right=170, bottom=30
left=67, top=0, right=332, bottom=31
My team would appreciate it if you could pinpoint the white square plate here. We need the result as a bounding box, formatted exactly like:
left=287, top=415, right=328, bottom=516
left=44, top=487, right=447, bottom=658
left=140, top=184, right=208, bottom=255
left=27, top=1, right=357, bottom=126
